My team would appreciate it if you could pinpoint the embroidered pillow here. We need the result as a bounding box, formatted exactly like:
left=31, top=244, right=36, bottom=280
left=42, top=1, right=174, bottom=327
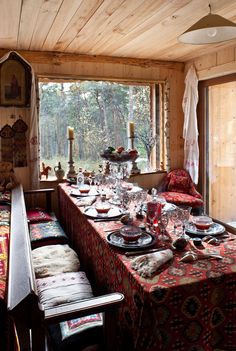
left=60, top=314, right=103, bottom=340
left=167, top=176, right=190, bottom=193
left=36, top=271, right=92, bottom=308
left=30, top=221, right=68, bottom=248
left=32, top=244, right=80, bottom=278
left=27, top=207, right=54, bottom=223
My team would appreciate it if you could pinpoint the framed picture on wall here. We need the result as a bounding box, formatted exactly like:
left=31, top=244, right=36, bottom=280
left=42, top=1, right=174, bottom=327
left=0, top=52, right=31, bottom=107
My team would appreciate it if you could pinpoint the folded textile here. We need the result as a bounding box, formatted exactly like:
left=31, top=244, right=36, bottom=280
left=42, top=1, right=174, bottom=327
left=131, top=249, right=173, bottom=278
left=32, top=244, right=80, bottom=278
left=76, top=196, right=96, bottom=207
left=36, top=271, right=93, bottom=308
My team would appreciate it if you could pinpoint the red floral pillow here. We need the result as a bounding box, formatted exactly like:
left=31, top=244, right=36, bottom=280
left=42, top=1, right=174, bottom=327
left=167, top=175, right=190, bottom=193
left=27, top=207, right=53, bottom=223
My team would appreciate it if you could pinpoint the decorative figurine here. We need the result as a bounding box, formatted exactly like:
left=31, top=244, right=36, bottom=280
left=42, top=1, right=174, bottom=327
left=40, top=162, right=52, bottom=179
left=54, top=162, right=65, bottom=181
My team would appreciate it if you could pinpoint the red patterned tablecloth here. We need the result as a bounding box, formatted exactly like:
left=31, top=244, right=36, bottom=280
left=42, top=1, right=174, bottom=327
left=58, top=183, right=236, bottom=351
left=0, top=202, right=10, bottom=300
left=0, top=196, right=11, bottom=351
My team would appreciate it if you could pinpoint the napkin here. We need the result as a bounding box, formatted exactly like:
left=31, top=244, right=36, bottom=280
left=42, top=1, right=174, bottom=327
left=131, top=249, right=173, bottom=278
left=76, top=196, right=96, bottom=207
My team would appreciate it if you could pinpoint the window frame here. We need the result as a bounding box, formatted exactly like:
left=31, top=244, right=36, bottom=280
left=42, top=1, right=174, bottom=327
left=38, top=75, right=166, bottom=174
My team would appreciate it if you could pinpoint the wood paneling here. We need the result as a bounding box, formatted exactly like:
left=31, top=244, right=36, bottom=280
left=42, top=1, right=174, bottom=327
left=186, top=45, right=236, bottom=80
left=0, top=0, right=236, bottom=62
left=0, top=49, right=185, bottom=191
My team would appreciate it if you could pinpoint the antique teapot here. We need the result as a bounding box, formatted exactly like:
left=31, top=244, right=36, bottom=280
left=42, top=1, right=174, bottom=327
left=54, top=162, right=65, bottom=181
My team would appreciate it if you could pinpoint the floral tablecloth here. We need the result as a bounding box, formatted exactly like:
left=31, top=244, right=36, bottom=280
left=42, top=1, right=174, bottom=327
left=58, top=183, right=236, bottom=351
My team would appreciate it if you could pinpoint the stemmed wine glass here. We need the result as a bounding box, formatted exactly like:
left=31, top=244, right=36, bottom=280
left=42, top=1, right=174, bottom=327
left=158, top=211, right=169, bottom=242
left=169, top=208, right=182, bottom=236
left=178, top=206, right=192, bottom=239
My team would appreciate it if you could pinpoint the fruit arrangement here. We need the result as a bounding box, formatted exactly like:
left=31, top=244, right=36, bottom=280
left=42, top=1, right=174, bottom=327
left=100, top=146, right=138, bottom=163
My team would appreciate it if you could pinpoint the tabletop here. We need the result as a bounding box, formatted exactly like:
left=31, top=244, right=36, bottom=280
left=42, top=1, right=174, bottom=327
left=58, top=183, right=236, bottom=351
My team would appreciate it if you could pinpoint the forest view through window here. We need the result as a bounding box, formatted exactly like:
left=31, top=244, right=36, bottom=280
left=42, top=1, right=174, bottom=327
left=39, top=80, right=161, bottom=176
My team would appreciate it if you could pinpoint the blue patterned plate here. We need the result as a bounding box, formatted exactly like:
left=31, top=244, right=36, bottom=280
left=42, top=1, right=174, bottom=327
left=185, top=222, right=225, bottom=236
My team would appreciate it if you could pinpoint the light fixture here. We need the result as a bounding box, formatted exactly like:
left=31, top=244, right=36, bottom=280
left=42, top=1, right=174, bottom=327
left=178, top=4, right=236, bottom=44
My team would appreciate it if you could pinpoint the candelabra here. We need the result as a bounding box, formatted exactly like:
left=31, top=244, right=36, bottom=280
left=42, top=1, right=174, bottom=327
left=129, top=136, right=140, bottom=175
left=67, top=138, right=77, bottom=178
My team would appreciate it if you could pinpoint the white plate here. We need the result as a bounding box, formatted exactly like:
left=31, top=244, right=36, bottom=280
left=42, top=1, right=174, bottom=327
left=185, top=222, right=225, bottom=236
left=70, top=188, right=99, bottom=197
left=84, top=206, right=124, bottom=219
left=106, top=231, right=155, bottom=250
left=163, top=203, right=176, bottom=211
left=127, top=186, right=143, bottom=193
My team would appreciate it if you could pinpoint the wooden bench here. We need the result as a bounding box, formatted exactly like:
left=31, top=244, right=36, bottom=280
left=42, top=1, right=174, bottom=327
left=7, top=185, right=124, bottom=351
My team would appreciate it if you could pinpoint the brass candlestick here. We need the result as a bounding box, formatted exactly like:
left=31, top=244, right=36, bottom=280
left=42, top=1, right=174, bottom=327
left=129, top=136, right=140, bottom=175
left=67, top=138, right=77, bottom=178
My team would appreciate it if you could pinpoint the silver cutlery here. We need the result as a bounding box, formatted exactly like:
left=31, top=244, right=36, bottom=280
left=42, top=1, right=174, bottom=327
left=125, top=248, right=165, bottom=257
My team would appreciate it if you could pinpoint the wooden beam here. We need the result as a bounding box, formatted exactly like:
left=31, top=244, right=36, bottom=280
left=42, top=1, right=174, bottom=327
left=0, top=49, right=184, bottom=71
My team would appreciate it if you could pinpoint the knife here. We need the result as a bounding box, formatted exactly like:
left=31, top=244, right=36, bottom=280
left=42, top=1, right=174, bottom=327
left=93, top=217, right=121, bottom=222
left=125, top=248, right=165, bottom=257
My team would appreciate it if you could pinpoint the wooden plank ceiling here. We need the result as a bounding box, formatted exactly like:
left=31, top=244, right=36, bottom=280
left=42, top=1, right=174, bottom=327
left=0, top=0, right=236, bottom=63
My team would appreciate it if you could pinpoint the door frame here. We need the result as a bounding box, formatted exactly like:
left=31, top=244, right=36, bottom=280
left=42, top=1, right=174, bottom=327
left=198, top=73, right=236, bottom=233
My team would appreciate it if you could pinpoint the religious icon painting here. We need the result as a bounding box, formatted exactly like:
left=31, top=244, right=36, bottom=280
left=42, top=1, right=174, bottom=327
left=0, top=52, right=31, bottom=107
left=12, top=118, right=28, bottom=167
left=0, top=124, right=15, bottom=163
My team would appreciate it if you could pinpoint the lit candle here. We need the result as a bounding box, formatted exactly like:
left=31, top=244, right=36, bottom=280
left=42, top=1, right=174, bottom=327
left=127, top=121, right=135, bottom=138
left=67, top=126, right=74, bottom=140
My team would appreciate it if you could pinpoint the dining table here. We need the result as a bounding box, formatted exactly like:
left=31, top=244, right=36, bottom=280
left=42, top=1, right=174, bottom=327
left=58, top=182, right=236, bottom=351
left=0, top=192, right=12, bottom=350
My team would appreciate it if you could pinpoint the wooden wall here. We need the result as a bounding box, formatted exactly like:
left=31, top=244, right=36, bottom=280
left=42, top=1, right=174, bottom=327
left=0, top=50, right=185, bottom=195
left=31, top=55, right=185, bottom=172
left=186, top=44, right=236, bottom=80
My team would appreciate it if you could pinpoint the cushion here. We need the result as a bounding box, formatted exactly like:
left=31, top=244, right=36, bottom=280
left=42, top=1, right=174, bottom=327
left=27, top=207, right=54, bottom=223
left=60, top=314, right=103, bottom=340
left=36, top=271, right=92, bottom=308
left=32, top=244, right=80, bottom=278
left=160, top=192, right=204, bottom=208
left=30, top=221, right=68, bottom=248
left=167, top=175, right=190, bottom=193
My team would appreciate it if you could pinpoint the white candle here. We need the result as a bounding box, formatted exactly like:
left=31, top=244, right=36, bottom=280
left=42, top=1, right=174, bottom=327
left=67, top=126, right=74, bottom=140
left=127, top=121, right=135, bottom=138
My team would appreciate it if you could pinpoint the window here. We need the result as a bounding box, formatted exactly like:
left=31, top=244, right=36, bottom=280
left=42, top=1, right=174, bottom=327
left=39, top=79, right=164, bottom=175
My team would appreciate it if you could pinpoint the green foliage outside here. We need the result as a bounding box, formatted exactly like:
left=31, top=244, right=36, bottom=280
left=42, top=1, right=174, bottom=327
left=39, top=81, right=156, bottom=175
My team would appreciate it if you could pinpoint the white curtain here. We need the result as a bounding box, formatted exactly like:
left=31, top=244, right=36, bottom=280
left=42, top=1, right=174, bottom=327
left=182, top=65, right=199, bottom=184
left=0, top=51, right=40, bottom=189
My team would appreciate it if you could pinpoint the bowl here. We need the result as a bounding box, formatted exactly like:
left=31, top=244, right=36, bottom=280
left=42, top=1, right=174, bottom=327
left=95, top=202, right=111, bottom=214
left=79, top=185, right=90, bottom=194
left=120, top=225, right=143, bottom=242
left=192, top=216, right=213, bottom=230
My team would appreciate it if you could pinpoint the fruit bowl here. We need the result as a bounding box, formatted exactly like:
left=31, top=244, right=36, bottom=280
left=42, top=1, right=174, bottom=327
left=120, top=225, right=143, bottom=242
left=100, top=146, right=138, bottom=163
left=192, top=216, right=213, bottom=230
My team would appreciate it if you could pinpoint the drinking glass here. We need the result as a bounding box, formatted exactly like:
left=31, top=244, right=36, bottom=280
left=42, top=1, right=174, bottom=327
left=158, top=211, right=169, bottom=241
left=169, top=208, right=182, bottom=236
left=178, top=205, right=192, bottom=238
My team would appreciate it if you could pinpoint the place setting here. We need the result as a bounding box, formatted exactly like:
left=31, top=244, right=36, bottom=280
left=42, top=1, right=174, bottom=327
left=185, top=215, right=225, bottom=237
left=83, top=194, right=125, bottom=222
left=70, top=184, right=100, bottom=197
left=106, top=224, right=156, bottom=250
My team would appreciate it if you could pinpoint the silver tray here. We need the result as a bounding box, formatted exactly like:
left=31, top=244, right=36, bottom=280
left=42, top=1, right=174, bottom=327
left=185, top=222, right=225, bottom=236
left=70, top=188, right=99, bottom=197
left=106, top=231, right=155, bottom=250
left=84, top=206, right=124, bottom=219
